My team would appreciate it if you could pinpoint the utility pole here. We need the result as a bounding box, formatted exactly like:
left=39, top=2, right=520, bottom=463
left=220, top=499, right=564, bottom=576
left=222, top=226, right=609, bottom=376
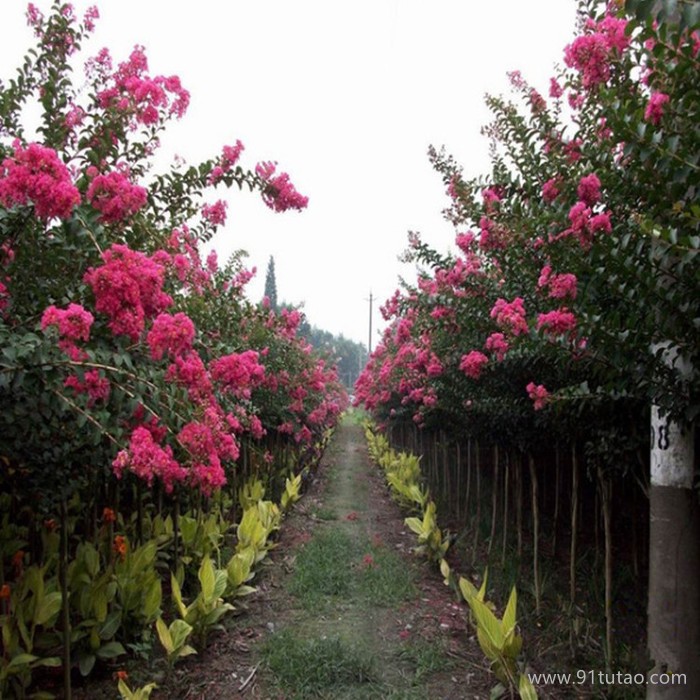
left=368, top=290, right=373, bottom=356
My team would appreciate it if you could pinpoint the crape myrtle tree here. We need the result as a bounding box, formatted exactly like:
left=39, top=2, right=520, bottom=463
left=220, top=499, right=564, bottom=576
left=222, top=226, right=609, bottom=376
left=0, top=3, right=345, bottom=693
left=356, top=0, right=698, bottom=694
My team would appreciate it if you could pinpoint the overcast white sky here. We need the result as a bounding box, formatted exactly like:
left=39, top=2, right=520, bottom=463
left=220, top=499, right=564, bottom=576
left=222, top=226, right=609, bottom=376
left=1, top=0, right=578, bottom=347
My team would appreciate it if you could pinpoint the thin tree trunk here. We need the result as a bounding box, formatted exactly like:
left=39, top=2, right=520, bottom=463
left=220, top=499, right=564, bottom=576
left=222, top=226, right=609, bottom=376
left=465, top=440, right=472, bottom=526
left=455, top=442, right=462, bottom=521
left=529, top=455, right=541, bottom=614
left=553, top=444, right=561, bottom=557
left=570, top=445, right=578, bottom=608
left=516, top=453, right=523, bottom=561
left=487, top=445, right=499, bottom=558
left=501, top=452, right=509, bottom=567
left=472, top=442, right=481, bottom=566
left=60, top=498, right=72, bottom=700
left=598, top=465, right=613, bottom=672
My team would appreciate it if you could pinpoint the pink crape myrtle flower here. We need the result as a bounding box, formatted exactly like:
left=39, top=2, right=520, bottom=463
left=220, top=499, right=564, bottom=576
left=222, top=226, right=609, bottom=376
left=113, top=426, right=187, bottom=493
left=146, top=312, right=196, bottom=360
left=526, top=382, right=550, bottom=410
left=210, top=349, right=266, bottom=400
left=64, top=369, right=110, bottom=405
left=536, top=308, right=577, bottom=336
left=490, top=297, right=528, bottom=336
left=202, top=199, right=227, bottom=226
left=256, top=161, right=309, bottom=212
left=459, top=350, right=488, bottom=379
left=165, top=351, right=212, bottom=399
left=484, top=332, right=509, bottom=361
left=86, top=168, right=147, bottom=223
left=541, top=177, right=560, bottom=203
left=644, top=92, right=670, bottom=125
left=577, top=173, right=601, bottom=206
left=41, top=303, right=94, bottom=342
left=84, top=244, right=172, bottom=341
left=0, top=142, right=80, bottom=220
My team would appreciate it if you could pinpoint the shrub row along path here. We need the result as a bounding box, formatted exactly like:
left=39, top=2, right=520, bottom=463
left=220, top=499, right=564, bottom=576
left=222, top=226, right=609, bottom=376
left=154, top=416, right=493, bottom=700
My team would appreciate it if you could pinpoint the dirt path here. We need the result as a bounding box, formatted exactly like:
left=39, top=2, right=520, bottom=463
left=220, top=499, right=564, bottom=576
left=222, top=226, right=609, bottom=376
left=165, top=417, right=493, bottom=699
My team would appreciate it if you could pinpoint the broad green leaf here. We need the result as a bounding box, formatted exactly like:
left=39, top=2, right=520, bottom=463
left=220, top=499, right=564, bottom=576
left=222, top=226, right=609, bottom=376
left=156, top=617, right=173, bottom=654
left=95, top=640, right=126, bottom=659
left=78, top=652, right=96, bottom=677
left=35, top=591, right=62, bottom=626
left=199, top=556, right=215, bottom=602
left=169, top=619, right=193, bottom=651
left=469, top=595, right=504, bottom=649
left=519, top=673, right=539, bottom=700
left=502, top=586, right=517, bottom=636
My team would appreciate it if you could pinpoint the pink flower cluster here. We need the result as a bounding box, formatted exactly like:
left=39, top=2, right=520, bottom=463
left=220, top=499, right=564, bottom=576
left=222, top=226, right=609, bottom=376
left=256, top=161, right=309, bottom=212
left=541, top=177, right=560, bottom=203
left=210, top=350, right=266, bottom=400
left=84, top=244, right=172, bottom=341
left=538, top=265, right=578, bottom=300
left=64, top=369, right=110, bottom=405
left=564, top=15, right=629, bottom=89
left=146, top=312, right=196, bottom=360
left=165, top=352, right=212, bottom=399
left=96, top=45, right=190, bottom=127
left=526, top=382, right=549, bottom=410
left=644, top=92, right=669, bottom=125
left=202, top=200, right=228, bottom=226
left=113, top=425, right=186, bottom=493
left=484, top=332, right=509, bottom=361
left=86, top=167, right=147, bottom=223
left=490, top=297, right=528, bottom=336
left=178, top=409, right=237, bottom=496
left=0, top=142, right=80, bottom=220
left=460, top=350, right=488, bottom=379
left=208, top=141, right=245, bottom=184
left=576, top=173, right=601, bottom=206
left=536, top=308, right=577, bottom=336
left=41, top=303, right=94, bottom=359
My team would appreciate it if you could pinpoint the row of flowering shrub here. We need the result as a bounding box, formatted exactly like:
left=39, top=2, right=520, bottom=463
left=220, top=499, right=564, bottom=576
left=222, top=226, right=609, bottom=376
left=0, top=2, right=346, bottom=697
left=355, top=0, right=698, bottom=688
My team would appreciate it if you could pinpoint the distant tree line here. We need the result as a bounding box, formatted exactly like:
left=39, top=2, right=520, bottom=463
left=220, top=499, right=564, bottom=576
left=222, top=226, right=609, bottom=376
left=263, top=256, right=366, bottom=390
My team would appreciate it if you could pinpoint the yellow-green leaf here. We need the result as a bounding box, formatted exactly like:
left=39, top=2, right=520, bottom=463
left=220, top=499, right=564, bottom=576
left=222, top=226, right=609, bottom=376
left=519, top=673, right=538, bottom=700
left=502, top=586, right=517, bottom=636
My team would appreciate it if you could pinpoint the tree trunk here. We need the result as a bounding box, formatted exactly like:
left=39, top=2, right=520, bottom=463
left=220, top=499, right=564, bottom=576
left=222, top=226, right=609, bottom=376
left=60, top=498, right=72, bottom=700
left=501, top=452, right=509, bottom=567
left=598, top=465, right=613, bottom=672
left=570, top=445, right=578, bottom=608
left=472, top=442, right=481, bottom=566
left=529, top=455, right=541, bottom=614
left=488, top=445, right=499, bottom=558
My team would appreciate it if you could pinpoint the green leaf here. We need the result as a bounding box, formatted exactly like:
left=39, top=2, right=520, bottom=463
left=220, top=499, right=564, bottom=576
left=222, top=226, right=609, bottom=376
left=7, top=653, right=39, bottom=669
left=142, top=578, right=162, bottom=620
left=169, top=619, right=194, bottom=652
left=78, top=653, right=96, bottom=677
left=198, top=556, right=215, bottom=602
left=155, top=617, right=173, bottom=654
left=519, top=673, right=539, bottom=700
left=95, top=641, right=126, bottom=659
left=469, top=595, right=504, bottom=649
left=99, top=611, right=121, bottom=640
left=502, top=586, right=517, bottom=636
left=35, top=591, right=62, bottom=626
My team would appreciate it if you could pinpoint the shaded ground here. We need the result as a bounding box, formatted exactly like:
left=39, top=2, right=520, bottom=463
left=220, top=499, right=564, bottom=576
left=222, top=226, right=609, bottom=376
left=144, top=417, right=494, bottom=699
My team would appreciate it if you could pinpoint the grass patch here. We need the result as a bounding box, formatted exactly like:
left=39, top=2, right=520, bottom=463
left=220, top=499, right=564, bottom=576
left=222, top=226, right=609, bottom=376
left=313, top=506, right=338, bottom=521
left=399, top=637, right=454, bottom=681
left=357, top=546, right=417, bottom=606
left=290, top=528, right=356, bottom=606
left=262, top=630, right=375, bottom=698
